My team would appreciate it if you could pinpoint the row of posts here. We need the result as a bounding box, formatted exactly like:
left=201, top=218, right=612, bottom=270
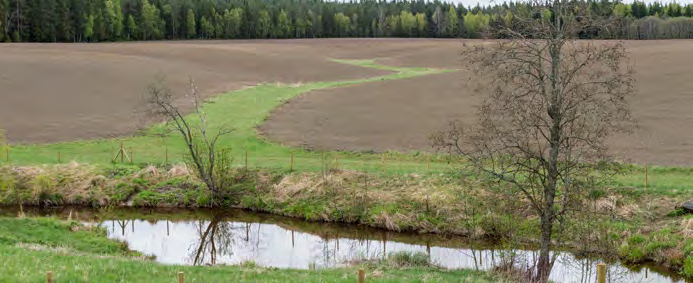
left=45, top=269, right=368, bottom=283
left=44, top=266, right=611, bottom=282
left=2, top=144, right=654, bottom=187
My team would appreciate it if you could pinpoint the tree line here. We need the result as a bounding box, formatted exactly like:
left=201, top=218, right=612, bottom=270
left=2, top=0, right=693, bottom=42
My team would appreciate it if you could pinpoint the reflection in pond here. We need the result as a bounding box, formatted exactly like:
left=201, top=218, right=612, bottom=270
left=2, top=206, right=690, bottom=283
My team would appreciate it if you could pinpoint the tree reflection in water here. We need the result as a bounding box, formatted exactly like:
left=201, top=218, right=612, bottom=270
left=189, top=214, right=244, bottom=266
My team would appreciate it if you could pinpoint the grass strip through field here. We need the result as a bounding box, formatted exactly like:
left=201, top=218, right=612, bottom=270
left=0, top=217, right=500, bottom=282
left=3, top=59, right=455, bottom=175
left=2, top=59, right=693, bottom=193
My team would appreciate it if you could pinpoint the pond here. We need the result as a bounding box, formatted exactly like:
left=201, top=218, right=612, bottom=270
left=2, top=206, right=689, bottom=283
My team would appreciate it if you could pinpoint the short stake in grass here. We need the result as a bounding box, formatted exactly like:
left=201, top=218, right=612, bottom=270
left=427, top=155, right=431, bottom=174
left=46, top=271, right=52, bottom=283
left=358, top=269, right=365, bottom=283
left=597, top=263, right=606, bottom=283
left=178, top=271, right=184, bottom=283
left=645, top=164, right=649, bottom=190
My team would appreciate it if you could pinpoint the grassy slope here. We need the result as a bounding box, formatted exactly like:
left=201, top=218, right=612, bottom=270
left=0, top=217, right=500, bottom=282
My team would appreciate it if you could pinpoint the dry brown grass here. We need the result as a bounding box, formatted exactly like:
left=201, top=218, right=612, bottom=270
left=681, top=218, right=693, bottom=238
left=0, top=163, right=198, bottom=206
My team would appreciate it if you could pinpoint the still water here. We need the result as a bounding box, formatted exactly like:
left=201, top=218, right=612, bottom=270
left=4, top=207, right=689, bottom=283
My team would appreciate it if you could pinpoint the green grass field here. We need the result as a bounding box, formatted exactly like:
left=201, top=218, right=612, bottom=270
left=0, top=217, right=500, bottom=282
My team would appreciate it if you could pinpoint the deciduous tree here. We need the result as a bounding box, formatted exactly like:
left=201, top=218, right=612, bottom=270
left=433, top=1, right=634, bottom=281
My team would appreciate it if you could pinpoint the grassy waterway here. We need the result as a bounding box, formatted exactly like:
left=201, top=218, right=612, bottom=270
left=2, top=206, right=690, bottom=283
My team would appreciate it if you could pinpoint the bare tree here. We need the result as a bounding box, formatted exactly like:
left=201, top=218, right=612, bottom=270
left=189, top=215, right=241, bottom=265
left=147, top=78, right=236, bottom=206
left=433, top=1, right=634, bottom=282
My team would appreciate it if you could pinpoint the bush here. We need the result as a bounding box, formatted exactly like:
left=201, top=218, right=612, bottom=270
left=667, top=208, right=687, bottom=217
left=627, top=234, right=647, bottom=245
left=386, top=251, right=431, bottom=267
left=683, top=256, right=693, bottom=278
left=620, top=245, right=646, bottom=262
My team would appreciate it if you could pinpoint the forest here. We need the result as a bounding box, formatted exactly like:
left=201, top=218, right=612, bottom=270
left=1, top=0, right=693, bottom=42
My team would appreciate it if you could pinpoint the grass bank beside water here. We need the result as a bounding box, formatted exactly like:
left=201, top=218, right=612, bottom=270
left=1, top=162, right=693, bottom=278
left=0, top=217, right=500, bottom=282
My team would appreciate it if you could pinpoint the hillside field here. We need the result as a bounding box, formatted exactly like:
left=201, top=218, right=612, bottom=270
left=2, top=39, right=693, bottom=166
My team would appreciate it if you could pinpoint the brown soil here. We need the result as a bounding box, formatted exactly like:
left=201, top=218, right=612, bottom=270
left=4, top=38, right=692, bottom=166
left=260, top=39, right=693, bottom=166
left=0, top=39, right=394, bottom=144
left=259, top=71, right=479, bottom=152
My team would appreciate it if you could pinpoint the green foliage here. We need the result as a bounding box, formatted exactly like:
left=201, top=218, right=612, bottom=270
left=84, top=14, right=95, bottom=40
left=125, top=14, right=138, bottom=39
left=684, top=256, right=693, bottom=278
left=141, top=0, right=163, bottom=39
left=200, top=16, right=214, bottom=38
left=386, top=251, right=432, bottom=267
left=463, top=11, right=490, bottom=38
left=444, top=6, right=459, bottom=37
left=256, top=10, right=271, bottom=38
left=667, top=208, right=687, bottom=217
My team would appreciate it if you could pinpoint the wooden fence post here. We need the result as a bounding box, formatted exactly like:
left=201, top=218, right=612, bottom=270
left=46, top=271, right=52, bottom=283
left=426, top=195, right=430, bottom=213
left=290, top=152, right=294, bottom=171
left=58, top=149, right=61, bottom=163
left=178, top=271, right=184, bottom=283
left=120, top=142, right=124, bottom=163
left=358, top=269, right=365, bottom=283
left=597, top=263, right=606, bottom=283
left=130, top=147, right=134, bottom=164
left=427, top=155, right=431, bottom=174
left=645, top=164, right=648, bottom=190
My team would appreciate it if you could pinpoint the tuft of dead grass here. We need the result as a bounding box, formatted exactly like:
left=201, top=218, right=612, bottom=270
left=681, top=218, right=693, bottom=238
left=167, top=163, right=191, bottom=177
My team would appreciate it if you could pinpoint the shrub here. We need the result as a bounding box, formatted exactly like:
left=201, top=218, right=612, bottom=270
left=627, top=234, right=647, bottom=245
left=386, top=251, right=432, bottom=267
left=667, top=208, right=687, bottom=217
left=683, top=256, right=693, bottom=277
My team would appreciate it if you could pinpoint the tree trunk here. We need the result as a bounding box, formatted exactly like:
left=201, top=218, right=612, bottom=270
left=537, top=209, right=554, bottom=282
left=537, top=40, right=562, bottom=283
